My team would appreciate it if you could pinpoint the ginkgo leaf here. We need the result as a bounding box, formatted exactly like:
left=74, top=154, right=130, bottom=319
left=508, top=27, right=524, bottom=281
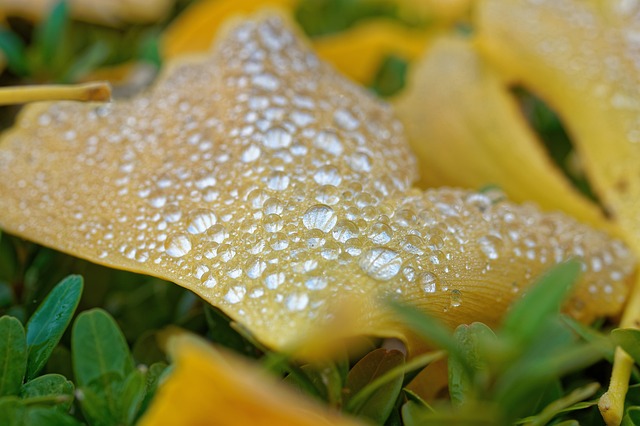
left=139, top=334, right=364, bottom=426
left=161, top=0, right=297, bottom=60
left=313, top=19, right=431, bottom=85
left=162, top=0, right=431, bottom=85
left=0, top=13, right=634, bottom=354
left=394, top=36, right=613, bottom=232
left=0, top=0, right=174, bottom=25
left=477, top=0, right=640, bottom=252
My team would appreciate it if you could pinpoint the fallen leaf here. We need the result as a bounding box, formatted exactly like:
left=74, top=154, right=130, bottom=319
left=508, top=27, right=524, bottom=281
left=394, top=36, right=612, bottom=231
left=0, top=12, right=634, bottom=355
left=139, top=334, right=364, bottom=426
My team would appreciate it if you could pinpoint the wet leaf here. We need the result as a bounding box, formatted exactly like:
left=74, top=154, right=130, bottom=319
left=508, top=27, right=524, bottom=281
left=0, top=13, right=634, bottom=355
left=394, top=36, right=611, bottom=231
left=139, top=334, right=363, bottom=426
left=25, top=275, right=83, bottom=380
left=0, top=316, right=26, bottom=397
left=344, top=348, right=405, bottom=422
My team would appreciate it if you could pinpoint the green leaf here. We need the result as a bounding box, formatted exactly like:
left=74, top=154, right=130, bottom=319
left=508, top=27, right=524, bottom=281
left=0, top=316, right=27, bottom=397
left=501, top=260, right=581, bottom=346
left=34, top=0, right=69, bottom=67
left=119, top=368, right=146, bottom=425
left=204, top=306, right=259, bottom=357
left=623, top=406, right=640, bottom=426
left=0, top=30, right=29, bottom=76
left=448, top=322, right=496, bottom=406
left=344, top=348, right=405, bottom=423
left=25, top=275, right=83, bottom=380
left=0, top=396, right=26, bottom=426
left=75, top=386, right=113, bottom=426
left=402, top=400, right=431, bottom=426
left=138, top=362, right=167, bottom=415
left=24, top=407, right=82, bottom=426
left=20, top=374, right=73, bottom=412
left=387, top=300, right=465, bottom=363
left=612, top=329, right=640, bottom=365
left=72, top=309, right=134, bottom=425
left=517, top=382, right=599, bottom=426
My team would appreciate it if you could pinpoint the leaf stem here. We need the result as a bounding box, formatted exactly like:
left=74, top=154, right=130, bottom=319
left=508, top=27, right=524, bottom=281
left=599, top=274, right=640, bottom=425
left=0, top=82, right=111, bottom=106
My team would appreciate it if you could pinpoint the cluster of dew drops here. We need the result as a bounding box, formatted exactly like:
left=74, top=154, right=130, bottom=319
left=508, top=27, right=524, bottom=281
left=55, top=15, right=634, bottom=322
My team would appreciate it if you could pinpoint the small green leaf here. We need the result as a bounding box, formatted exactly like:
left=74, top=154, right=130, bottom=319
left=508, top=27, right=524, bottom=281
left=72, top=309, right=134, bottom=425
left=402, top=400, right=430, bottom=426
left=344, top=348, right=405, bottom=423
left=449, top=322, right=496, bottom=406
left=0, top=316, right=27, bottom=397
left=501, top=260, right=581, bottom=346
left=138, top=362, right=167, bottom=415
left=518, top=382, right=599, bottom=426
left=34, top=0, right=69, bottom=67
left=0, top=396, right=26, bottom=426
left=24, top=407, right=82, bottom=426
left=25, top=275, right=83, bottom=380
left=119, top=368, right=146, bottom=425
left=623, top=407, right=640, bottom=426
left=612, top=329, right=640, bottom=365
left=75, top=386, right=114, bottom=426
left=387, top=300, right=465, bottom=363
left=0, top=30, right=29, bottom=76
left=20, top=374, right=73, bottom=412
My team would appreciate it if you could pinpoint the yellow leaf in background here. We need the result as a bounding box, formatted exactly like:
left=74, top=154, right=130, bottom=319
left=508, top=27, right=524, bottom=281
left=139, top=334, right=364, bottom=426
left=0, top=0, right=174, bottom=25
left=477, top=0, right=640, bottom=253
left=395, top=0, right=473, bottom=24
left=162, top=0, right=298, bottom=59
left=0, top=13, right=634, bottom=357
left=313, top=20, right=431, bottom=84
left=394, top=36, right=613, bottom=232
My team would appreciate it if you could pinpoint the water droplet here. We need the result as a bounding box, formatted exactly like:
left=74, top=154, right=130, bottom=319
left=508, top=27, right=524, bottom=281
left=286, top=293, right=309, bottom=311
left=187, top=209, right=217, bottom=234
left=419, top=272, right=438, bottom=293
left=165, top=233, right=192, bottom=257
left=303, top=204, right=337, bottom=232
left=265, top=272, right=285, bottom=289
left=252, top=73, right=279, bottom=91
left=315, top=185, right=341, bottom=205
left=359, top=247, right=403, bottom=281
left=201, top=272, right=217, bottom=288
left=263, top=126, right=292, bottom=149
left=305, top=277, right=327, bottom=290
left=263, top=213, right=284, bottom=233
left=368, top=222, right=393, bottom=244
left=450, top=289, right=462, bottom=307
left=266, top=171, right=290, bottom=191
left=349, top=151, right=373, bottom=172
left=313, top=165, right=342, bottom=186
left=307, top=229, right=326, bottom=248
left=148, top=191, right=167, bottom=208
left=246, top=258, right=267, bottom=279
left=314, top=130, right=343, bottom=155
left=241, top=144, right=261, bottom=162
left=225, top=286, right=246, bottom=304
left=218, top=244, right=236, bottom=262
left=321, top=241, right=341, bottom=260
left=332, top=220, right=359, bottom=243
left=269, top=232, right=289, bottom=250
left=206, top=224, right=229, bottom=243
left=194, top=264, right=210, bottom=279
left=333, top=108, right=359, bottom=130
left=478, top=235, right=503, bottom=260
left=401, top=235, right=425, bottom=255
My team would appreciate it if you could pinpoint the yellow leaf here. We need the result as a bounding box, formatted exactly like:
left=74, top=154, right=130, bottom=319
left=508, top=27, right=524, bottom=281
left=477, top=0, right=640, bottom=252
left=0, top=13, right=634, bottom=355
left=313, top=20, right=431, bottom=84
left=139, top=334, right=364, bottom=426
left=394, top=36, right=613, bottom=232
left=162, top=0, right=297, bottom=59
left=0, top=0, right=174, bottom=25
